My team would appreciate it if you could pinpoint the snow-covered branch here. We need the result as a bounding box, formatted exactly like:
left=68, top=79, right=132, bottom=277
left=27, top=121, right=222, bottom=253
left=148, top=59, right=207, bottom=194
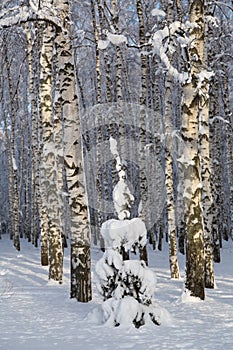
left=210, top=116, right=233, bottom=129
left=150, top=21, right=190, bottom=83
left=0, top=5, right=63, bottom=31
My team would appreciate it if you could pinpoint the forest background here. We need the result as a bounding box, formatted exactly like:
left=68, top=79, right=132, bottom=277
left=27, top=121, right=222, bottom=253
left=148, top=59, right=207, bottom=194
left=0, top=0, right=232, bottom=328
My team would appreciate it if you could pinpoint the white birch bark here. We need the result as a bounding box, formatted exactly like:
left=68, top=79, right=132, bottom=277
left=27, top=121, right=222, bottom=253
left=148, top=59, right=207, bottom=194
left=56, top=0, right=92, bottom=301
left=40, top=21, right=63, bottom=282
left=5, top=43, right=20, bottom=251
left=163, top=0, right=180, bottom=279
left=198, top=13, right=215, bottom=288
left=182, top=0, right=206, bottom=300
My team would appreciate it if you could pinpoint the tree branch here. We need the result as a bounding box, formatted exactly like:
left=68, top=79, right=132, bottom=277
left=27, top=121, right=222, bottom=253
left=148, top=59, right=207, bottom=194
left=0, top=6, right=63, bottom=31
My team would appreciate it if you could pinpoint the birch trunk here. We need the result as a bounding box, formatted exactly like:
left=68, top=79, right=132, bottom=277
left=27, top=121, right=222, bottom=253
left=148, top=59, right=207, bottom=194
left=136, top=0, right=147, bottom=107
left=222, top=75, right=233, bottom=238
left=199, top=87, right=215, bottom=288
left=2, top=109, right=14, bottom=241
left=40, top=22, right=63, bottom=282
left=198, top=6, right=215, bottom=288
left=56, top=0, right=92, bottom=302
left=207, top=17, right=221, bottom=263
left=5, top=44, right=20, bottom=251
left=182, top=0, right=206, bottom=300
left=163, top=0, right=180, bottom=279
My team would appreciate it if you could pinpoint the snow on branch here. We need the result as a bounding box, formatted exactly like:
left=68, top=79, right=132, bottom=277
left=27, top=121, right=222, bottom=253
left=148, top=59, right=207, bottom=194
left=101, top=218, right=147, bottom=252
left=98, top=39, right=110, bottom=50
left=99, top=30, right=127, bottom=48
left=210, top=116, right=233, bottom=129
left=151, top=8, right=166, bottom=18
left=150, top=21, right=189, bottom=83
left=0, top=5, right=63, bottom=31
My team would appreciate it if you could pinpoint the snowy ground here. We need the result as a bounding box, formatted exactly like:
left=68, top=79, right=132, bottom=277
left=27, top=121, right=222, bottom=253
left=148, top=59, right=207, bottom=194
left=0, top=235, right=233, bottom=350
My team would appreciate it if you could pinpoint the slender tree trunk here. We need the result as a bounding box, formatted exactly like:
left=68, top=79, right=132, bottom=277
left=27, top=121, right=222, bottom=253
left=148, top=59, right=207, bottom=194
left=207, top=14, right=221, bottom=263
left=198, top=5, right=215, bottom=288
left=222, top=75, right=233, bottom=238
left=163, top=0, right=180, bottom=279
left=136, top=0, right=147, bottom=107
left=56, top=0, right=92, bottom=302
left=2, top=109, right=14, bottom=241
left=5, top=43, right=20, bottom=251
left=182, top=0, right=206, bottom=300
left=40, top=22, right=63, bottom=282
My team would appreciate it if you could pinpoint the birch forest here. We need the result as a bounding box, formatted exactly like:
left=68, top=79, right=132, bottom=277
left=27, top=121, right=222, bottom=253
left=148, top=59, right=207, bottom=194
left=0, top=0, right=232, bottom=327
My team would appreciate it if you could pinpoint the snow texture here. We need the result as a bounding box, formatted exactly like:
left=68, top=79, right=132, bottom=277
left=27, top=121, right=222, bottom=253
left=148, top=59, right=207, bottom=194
left=101, top=218, right=147, bottom=251
left=151, top=22, right=189, bottom=83
left=98, top=39, right=110, bottom=50
left=0, top=236, right=233, bottom=349
left=109, top=137, right=134, bottom=219
left=151, top=8, right=166, bottom=17
left=106, top=32, right=127, bottom=46
left=96, top=247, right=159, bottom=327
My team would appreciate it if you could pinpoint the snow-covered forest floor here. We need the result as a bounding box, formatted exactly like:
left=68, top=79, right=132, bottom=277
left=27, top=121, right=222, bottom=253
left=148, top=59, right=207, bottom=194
left=0, top=235, right=233, bottom=350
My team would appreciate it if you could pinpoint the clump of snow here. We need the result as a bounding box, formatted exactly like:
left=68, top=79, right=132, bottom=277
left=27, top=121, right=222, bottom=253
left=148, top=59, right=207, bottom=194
left=106, top=32, right=127, bottom=46
left=110, top=137, right=135, bottom=219
left=196, top=70, right=214, bottom=90
left=98, top=39, right=110, bottom=50
left=151, top=8, right=166, bottom=18
left=206, top=15, right=219, bottom=28
left=181, top=289, right=204, bottom=303
left=101, top=218, right=147, bottom=251
left=102, top=297, right=145, bottom=328
left=150, top=22, right=189, bottom=83
left=113, top=178, right=134, bottom=220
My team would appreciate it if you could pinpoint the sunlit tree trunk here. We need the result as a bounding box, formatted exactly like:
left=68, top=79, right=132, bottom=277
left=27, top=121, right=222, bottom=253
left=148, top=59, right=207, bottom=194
left=40, top=21, right=63, bottom=282
left=163, top=0, right=180, bottom=279
left=26, top=24, right=41, bottom=247
left=199, top=6, right=215, bottom=289
left=182, top=0, right=206, bottom=300
left=57, top=0, right=92, bottom=302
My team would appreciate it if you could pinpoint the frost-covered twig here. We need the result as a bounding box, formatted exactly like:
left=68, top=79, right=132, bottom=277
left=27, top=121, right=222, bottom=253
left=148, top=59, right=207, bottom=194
left=0, top=5, right=63, bottom=31
left=210, top=116, right=233, bottom=129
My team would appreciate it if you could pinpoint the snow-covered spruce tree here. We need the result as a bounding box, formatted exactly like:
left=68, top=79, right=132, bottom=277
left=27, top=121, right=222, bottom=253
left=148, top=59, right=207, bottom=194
left=96, top=137, right=160, bottom=328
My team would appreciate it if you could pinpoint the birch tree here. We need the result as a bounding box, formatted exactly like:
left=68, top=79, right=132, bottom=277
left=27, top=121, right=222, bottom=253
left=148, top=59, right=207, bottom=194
left=163, top=0, right=180, bottom=279
left=182, top=0, right=206, bottom=300
left=40, top=19, right=63, bottom=282
left=56, top=0, right=92, bottom=301
left=4, top=35, right=20, bottom=251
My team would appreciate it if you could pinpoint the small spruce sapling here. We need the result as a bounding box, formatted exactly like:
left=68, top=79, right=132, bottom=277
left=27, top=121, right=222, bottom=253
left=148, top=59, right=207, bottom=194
left=95, top=138, right=160, bottom=327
